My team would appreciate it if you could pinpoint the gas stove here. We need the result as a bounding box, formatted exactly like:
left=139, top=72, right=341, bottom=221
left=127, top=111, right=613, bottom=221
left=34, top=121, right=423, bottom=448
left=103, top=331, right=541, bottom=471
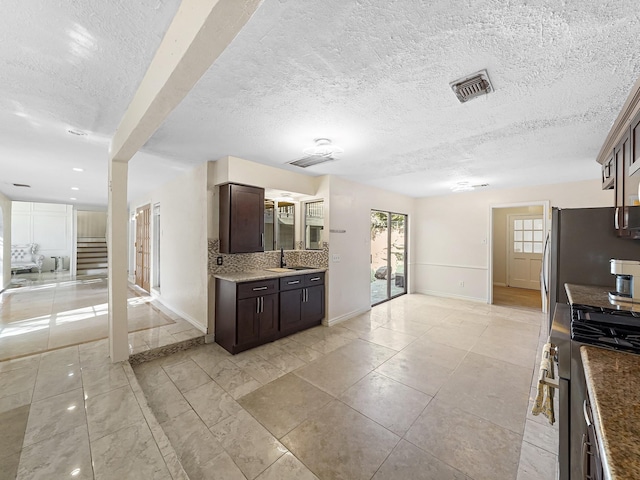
left=570, top=305, right=640, bottom=354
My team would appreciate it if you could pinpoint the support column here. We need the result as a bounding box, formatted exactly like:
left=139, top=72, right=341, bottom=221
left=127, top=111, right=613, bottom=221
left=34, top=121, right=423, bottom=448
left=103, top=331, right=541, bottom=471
left=108, top=159, right=129, bottom=362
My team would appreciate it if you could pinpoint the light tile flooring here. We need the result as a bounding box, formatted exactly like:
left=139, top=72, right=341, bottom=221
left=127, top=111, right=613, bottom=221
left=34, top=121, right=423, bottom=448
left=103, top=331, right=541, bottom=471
left=0, top=278, right=558, bottom=480
left=135, top=294, right=559, bottom=480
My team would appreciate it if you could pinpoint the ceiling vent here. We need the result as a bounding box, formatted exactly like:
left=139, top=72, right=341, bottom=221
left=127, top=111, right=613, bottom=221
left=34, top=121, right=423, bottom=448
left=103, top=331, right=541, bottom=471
left=288, top=138, right=343, bottom=168
left=450, top=69, right=493, bottom=103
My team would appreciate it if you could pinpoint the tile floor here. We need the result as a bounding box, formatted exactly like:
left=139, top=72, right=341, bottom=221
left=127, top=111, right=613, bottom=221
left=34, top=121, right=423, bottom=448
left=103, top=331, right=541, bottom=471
left=133, top=294, right=559, bottom=480
left=0, top=277, right=558, bottom=480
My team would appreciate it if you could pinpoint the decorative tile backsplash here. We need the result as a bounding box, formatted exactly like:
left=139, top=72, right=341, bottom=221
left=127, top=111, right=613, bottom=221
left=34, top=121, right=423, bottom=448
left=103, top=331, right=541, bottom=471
left=208, top=239, right=329, bottom=275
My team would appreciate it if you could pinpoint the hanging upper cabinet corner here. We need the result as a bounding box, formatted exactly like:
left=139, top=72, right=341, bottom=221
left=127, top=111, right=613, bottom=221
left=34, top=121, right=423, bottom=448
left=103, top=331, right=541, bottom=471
left=219, top=183, right=265, bottom=254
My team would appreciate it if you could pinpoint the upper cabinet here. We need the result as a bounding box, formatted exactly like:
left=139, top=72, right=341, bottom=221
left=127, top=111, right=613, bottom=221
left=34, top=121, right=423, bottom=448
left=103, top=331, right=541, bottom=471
left=597, top=77, right=640, bottom=236
left=219, top=183, right=265, bottom=253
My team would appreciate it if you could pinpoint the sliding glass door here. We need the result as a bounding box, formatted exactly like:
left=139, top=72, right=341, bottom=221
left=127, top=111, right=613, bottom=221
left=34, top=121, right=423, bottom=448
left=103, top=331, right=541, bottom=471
left=371, top=210, right=407, bottom=305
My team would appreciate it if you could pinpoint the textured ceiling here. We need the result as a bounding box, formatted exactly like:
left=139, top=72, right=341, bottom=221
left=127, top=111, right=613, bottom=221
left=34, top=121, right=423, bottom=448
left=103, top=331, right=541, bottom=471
left=2, top=0, right=640, bottom=207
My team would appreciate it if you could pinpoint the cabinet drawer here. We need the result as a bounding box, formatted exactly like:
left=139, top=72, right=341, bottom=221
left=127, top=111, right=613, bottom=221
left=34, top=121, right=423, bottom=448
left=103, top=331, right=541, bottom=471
left=304, top=272, right=325, bottom=286
left=280, top=275, right=304, bottom=291
left=237, top=279, right=278, bottom=299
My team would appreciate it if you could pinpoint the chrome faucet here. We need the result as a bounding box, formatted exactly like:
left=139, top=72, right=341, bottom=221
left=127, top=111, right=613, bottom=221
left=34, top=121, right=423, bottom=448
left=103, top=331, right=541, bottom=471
left=280, top=247, right=286, bottom=268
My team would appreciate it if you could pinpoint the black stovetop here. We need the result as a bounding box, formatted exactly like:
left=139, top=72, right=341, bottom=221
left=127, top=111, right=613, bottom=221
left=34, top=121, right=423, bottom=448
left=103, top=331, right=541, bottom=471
left=571, top=305, right=640, bottom=354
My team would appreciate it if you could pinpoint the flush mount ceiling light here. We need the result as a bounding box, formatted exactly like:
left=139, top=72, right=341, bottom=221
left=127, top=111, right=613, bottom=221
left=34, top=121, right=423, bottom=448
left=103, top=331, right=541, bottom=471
left=289, top=138, right=344, bottom=168
left=450, top=69, right=494, bottom=103
left=72, top=167, right=84, bottom=172
left=451, top=181, right=489, bottom=192
left=67, top=129, right=87, bottom=136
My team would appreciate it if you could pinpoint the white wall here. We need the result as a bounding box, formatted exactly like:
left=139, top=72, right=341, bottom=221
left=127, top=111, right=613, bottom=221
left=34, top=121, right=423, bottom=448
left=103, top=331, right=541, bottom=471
left=413, top=179, right=613, bottom=301
left=327, top=176, right=415, bottom=324
left=130, top=162, right=209, bottom=331
left=11, top=201, right=73, bottom=271
left=0, top=192, right=10, bottom=290
left=77, top=210, right=107, bottom=238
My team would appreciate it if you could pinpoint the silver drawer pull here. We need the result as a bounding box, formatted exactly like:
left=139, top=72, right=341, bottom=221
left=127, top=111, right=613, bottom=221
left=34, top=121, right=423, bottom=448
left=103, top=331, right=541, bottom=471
left=583, top=400, right=592, bottom=428
left=310, top=277, right=320, bottom=281
left=252, top=286, right=268, bottom=291
left=287, top=280, right=300, bottom=285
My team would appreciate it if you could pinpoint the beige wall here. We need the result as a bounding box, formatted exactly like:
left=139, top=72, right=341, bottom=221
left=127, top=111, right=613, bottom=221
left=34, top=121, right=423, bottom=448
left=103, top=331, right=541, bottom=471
left=77, top=210, right=107, bottom=238
left=413, top=179, right=613, bottom=301
left=492, top=205, right=544, bottom=286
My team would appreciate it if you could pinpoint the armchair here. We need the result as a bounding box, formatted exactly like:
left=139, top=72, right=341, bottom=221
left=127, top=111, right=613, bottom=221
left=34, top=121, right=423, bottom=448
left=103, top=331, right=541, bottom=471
left=10, top=244, right=44, bottom=274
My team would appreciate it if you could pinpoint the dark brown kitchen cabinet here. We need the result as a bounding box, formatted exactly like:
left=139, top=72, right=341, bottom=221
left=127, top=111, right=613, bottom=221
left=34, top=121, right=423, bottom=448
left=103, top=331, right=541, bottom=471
left=219, top=183, right=265, bottom=253
left=215, top=278, right=279, bottom=354
left=216, top=272, right=325, bottom=354
left=280, top=273, right=325, bottom=335
left=601, top=153, right=614, bottom=190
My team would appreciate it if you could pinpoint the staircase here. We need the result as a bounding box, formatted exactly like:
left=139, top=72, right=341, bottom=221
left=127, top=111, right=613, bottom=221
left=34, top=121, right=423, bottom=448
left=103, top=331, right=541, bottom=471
left=76, top=237, right=108, bottom=276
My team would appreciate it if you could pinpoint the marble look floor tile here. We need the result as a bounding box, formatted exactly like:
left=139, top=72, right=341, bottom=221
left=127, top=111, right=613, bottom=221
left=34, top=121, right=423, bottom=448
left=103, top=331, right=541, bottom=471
left=333, top=339, right=397, bottom=369
left=261, top=351, right=307, bottom=373
left=39, top=345, right=80, bottom=369
left=0, top=451, right=20, bottom=480
left=516, top=440, right=557, bottom=480
left=278, top=340, right=324, bottom=363
left=0, top=366, right=38, bottom=399
left=471, top=334, right=537, bottom=369
left=282, top=400, right=399, bottom=480
left=85, top=385, right=145, bottom=442
left=422, top=323, right=486, bottom=350
left=133, top=361, right=173, bottom=391
left=81, top=362, right=129, bottom=399
left=523, top=418, right=559, bottom=455
left=0, top=389, right=33, bottom=415
left=0, top=330, right=49, bottom=361
left=0, top=404, right=30, bottom=459
left=294, top=350, right=373, bottom=397
left=78, top=339, right=111, bottom=367
left=339, top=371, right=432, bottom=435
left=309, top=334, right=353, bottom=354
left=239, top=373, right=334, bottom=438
left=255, top=451, right=319, bottom=480
left=405, top=400, right=522, bottom=480
left=32, top=362, right=82, bottom=402
left=143, top=377, right=192, bottom=424
left=235, top=356, right=287, bottom=385
left=17, top=424, right=92, bottom=480
left=91, top=420, right=171, bottom=480
left=196, top=358, right=262, bottom=399
left=172, top=328, right=204, bottom=342
left=163, top=358, right=212, bottom=393
left=23, top=388, right=86, bottom=447
left=0, top=354, right=40, bottom=373
left=210, top=409, right=287, bottom=480
left=379, top=318, right=434, bottom=337
left=372, top=439, right=469, bottom=480
left=435, top=352, right=531, bottom=434
left=361, top=327, right=418, bottom=351
left=182, top=381, right=243, bottom=428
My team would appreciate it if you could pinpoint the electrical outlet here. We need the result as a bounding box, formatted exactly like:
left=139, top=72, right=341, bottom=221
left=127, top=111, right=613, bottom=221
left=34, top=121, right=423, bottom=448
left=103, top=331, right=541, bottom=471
left=216, top=256, right=223, bottom=266
left=332, top=254, right=341, bottom=263
left=458, top=281, right=464, bottom=287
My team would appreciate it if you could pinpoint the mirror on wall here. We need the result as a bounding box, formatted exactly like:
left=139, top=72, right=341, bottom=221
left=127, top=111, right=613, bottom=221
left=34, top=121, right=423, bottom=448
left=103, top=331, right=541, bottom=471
left=304, top=200, right=324, bottom=250
left=264, top=199, right=295, bottom=251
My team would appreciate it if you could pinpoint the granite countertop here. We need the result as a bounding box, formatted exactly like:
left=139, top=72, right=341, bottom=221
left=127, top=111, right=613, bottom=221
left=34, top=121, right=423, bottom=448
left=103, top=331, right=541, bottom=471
left=581, top=345, right=640, bottom=480
left=565, top=283, right=640, bottom=313
left=214, top=267, right=326, bottom=283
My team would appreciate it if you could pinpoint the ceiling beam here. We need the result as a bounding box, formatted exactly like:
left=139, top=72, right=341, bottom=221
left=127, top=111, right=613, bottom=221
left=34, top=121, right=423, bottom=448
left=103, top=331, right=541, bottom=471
left=109, top=0, right=263, bottom=162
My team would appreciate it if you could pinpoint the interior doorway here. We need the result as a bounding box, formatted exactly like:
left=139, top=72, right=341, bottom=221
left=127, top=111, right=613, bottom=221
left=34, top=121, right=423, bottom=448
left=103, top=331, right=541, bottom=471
left=135, top=204, right=151, bottom=292
left=490, top=203, right=548, bottom=312
left=370, top=210, right=407, bottom=305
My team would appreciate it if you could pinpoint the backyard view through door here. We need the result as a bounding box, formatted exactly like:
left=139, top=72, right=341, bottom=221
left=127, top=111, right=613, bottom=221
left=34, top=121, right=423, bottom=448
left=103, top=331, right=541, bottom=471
left=371, top=210, right=407, bottom=305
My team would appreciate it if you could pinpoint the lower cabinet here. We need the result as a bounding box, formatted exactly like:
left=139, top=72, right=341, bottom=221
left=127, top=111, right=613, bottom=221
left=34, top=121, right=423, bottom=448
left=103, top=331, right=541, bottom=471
left=215, top=272, right=325, bottom=354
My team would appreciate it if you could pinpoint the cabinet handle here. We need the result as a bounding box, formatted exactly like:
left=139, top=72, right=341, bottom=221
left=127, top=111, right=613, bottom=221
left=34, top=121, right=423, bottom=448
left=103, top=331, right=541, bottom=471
left=256, top=297, right=260, bottom=314
left=260, top=296, right=264, bottom=313
left=583, top=400, right=592, bottom=428
left=253, top=286, right=268, bottom=291
left=261, top=233, right=264, bottom=248
left=615, top=207, right=620, bottom=230
left=310, top=277, right=320, bottom=282
left=287, top=280, right=300, bottom=285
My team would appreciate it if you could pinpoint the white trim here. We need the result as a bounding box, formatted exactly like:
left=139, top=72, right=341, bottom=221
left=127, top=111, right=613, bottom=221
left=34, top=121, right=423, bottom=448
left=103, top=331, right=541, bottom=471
left=414, top=289, right=486, bottom=303
left=325, top=306, right=371, bottom=327
left=415, top=262, right=487, bottom=270
left=150, top=293, right=207, bottom=333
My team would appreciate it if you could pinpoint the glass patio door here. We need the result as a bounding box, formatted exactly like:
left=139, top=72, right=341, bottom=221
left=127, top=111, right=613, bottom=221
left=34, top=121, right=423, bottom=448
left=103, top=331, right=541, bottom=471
left=371, top=210, right=407, bottom=305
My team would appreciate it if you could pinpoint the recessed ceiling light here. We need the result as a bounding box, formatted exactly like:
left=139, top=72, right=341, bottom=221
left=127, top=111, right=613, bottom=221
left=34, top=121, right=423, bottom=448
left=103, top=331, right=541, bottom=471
left=67, top=129, right=86, bottom=136
left=71, top=187, right=79, bottom=191
left=72, top=167, right=84, bottom=172
left=12, top=183, right=31, bottom=188
left=70, top=197, right=77, bottom=201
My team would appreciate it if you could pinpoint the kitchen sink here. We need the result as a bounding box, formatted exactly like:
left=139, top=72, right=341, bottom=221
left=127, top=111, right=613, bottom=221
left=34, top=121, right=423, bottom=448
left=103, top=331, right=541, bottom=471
left=265, top=266, right=316, bottom=273
left=288, top=266, right=315, bottom=270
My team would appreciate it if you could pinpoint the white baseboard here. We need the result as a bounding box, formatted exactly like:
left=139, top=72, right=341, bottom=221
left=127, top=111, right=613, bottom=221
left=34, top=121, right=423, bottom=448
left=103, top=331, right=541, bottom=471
left=325, top=306, right=372, bottom=327
left=493, top=282, right=507, bottom=287
left=415, top=289, right=487, bottom=304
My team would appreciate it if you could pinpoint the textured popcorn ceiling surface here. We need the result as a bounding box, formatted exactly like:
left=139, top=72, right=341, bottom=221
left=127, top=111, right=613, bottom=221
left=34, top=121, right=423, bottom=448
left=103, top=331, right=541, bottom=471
left=1, top=0, right=640, bottom=206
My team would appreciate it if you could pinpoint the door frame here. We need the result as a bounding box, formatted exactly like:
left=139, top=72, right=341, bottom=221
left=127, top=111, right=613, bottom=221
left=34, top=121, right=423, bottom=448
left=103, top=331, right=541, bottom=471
left=506, top=213, right=544, bottom=290
left=370, top=210, right=408, bottom=306
left=488, top=201, right=550, bottom=313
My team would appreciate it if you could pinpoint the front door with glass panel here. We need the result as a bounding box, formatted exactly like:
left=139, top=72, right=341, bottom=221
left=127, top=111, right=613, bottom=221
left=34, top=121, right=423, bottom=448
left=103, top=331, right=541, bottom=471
left=508, top=214, right=543, bottom=290
left=371, top=210, right=407, bottom=305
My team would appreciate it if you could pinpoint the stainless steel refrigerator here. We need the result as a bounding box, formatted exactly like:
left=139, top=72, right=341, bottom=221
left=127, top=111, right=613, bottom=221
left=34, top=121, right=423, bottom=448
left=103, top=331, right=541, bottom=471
left=546, top=206, right=640, bottom=331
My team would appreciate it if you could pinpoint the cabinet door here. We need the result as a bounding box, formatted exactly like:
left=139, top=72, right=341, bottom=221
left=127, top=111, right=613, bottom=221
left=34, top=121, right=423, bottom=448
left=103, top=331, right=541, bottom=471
left=220, top=183, right=265, bottom=253
left=237, top=297, right=260, bottom=346
left=614, top=135, right=628, bottom=232
left=630, top=111, right=640, bottom=176
left=302, top=285, right=325, bottom=323
left=280, top=289, right=302, bottom=331
left=259, top=294, right=279, bottom=338
left=602, top=154, right=614, bottom=190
